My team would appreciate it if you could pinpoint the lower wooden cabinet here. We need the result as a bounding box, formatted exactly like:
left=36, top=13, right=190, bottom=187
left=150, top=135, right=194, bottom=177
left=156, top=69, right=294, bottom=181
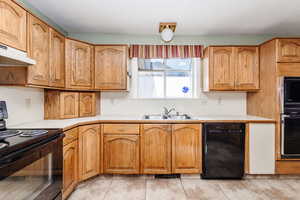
left=103, top=135, right=140, bottom=174
left=141, top=124, right=172, bottom=174
left=63, top=140, right=78, bottom=200
left=78, top=125, right=101, bottom=181
left=172, top=124, right=201, bottom=173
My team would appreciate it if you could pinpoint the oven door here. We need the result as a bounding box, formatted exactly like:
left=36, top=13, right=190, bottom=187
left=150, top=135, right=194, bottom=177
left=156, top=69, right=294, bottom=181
left=282, top=114, right=300, bottom=158
left=0, top=135, right=63, bottom=200
left=284, top=77, right=300, bottom=106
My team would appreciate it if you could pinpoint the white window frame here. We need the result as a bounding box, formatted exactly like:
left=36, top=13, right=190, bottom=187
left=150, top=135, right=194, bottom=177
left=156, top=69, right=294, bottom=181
left=131, top=58, right=200, bottom=99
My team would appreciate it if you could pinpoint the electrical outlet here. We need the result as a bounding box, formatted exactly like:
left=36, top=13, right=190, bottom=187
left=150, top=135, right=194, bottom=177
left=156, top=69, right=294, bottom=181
left=218, top=97, right=222, bottom=105
left=25, top=98, right=31, bottom=108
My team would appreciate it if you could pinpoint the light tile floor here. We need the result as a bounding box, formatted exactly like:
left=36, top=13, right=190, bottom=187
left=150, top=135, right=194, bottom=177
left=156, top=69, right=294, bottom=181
left=69, top=175, right=300, bottom=200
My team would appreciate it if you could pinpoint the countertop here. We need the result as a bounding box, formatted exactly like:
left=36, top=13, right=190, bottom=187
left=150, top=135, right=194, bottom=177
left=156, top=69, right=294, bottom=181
left=9, top=115, right=276, bottom=131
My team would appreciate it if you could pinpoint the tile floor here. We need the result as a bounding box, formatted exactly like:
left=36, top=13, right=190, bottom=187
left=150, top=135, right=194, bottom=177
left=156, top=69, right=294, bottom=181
left=69, top=175, right=300, bottom=200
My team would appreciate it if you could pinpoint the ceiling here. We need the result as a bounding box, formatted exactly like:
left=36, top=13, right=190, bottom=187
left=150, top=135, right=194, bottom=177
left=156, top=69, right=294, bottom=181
left=26, top=0, right=300, bottom=35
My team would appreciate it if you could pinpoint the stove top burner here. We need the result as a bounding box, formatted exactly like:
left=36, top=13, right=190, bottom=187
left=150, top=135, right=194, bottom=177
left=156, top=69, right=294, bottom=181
left=19, top=130, right=48, bottom=137
left=0, top=130, right=22, bottom=140
left=0, top=141, right=8, bottom=150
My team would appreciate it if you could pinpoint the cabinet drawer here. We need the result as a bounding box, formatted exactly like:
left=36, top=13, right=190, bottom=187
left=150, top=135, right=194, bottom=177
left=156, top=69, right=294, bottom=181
left=63, top=128, right=78, bottom=146
left=103, top=124, right=140, bottom=135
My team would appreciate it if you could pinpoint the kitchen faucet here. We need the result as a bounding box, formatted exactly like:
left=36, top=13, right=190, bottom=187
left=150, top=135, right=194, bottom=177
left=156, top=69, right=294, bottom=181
left=163, top=107, right=176, bottom=118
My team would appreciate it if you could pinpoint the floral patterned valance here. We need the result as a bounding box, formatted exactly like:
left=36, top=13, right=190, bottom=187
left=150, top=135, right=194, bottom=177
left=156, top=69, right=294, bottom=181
left=129, top=45, right=203, bottom=59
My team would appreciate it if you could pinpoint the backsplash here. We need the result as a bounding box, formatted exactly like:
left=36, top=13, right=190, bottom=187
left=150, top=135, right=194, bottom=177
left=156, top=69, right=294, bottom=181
left=0, top=87, right=44, bottom=126
left=101, top=92, right=246, bottom=116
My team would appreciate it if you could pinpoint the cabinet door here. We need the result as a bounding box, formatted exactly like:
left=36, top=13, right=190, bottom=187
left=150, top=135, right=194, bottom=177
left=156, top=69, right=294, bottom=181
left=79, top=92, right=96, bottom=117
left=277, top=39, right=300, bottom=62
left=172, top=124, right=201, bottom=174
left=49, top=28, right=65, bottom=88
left=63, top=140, right=78, bottom=200
left=210, top=47, right=235, bottom=90
left=78, top=125, right=100, bottom=181
left=103, top=135, right=139, bottom=174
left=27, top=14, right=50, bottom=86
left=60, top=92, right=79, bottom=119
left=94, top=46, right=127, bottom=90
left=65, top=39, right=94, bottom=89
left=141, top=124, right=171, bottom=174
left=234, top=47, right=259, bottom=91
left=0, top=0, right=26, bottom=51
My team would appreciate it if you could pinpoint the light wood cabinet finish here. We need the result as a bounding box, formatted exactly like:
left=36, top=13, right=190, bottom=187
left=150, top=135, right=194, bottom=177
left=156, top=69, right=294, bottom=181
left=49, top=28, right=65, bottom=88
left=0, top=0, right=27, bottom=51
left=204, top=46, right=259, bottom=91
left=78, top=125, right=100, bottom=181
left=27, top=14, right=50, bottom=86
left=141, top=124, right=171, bottom=174
left=94, top=46, right=127, bottom=90
left=103, top=124, right=140, bottom=135
left=210, top=47, right=235, bottom=90
left=276, top=39, right=300, bottom=62
left=79, top=92, right=96, bottom=117
left=63, top=140, right=78, bottom=200
left=60, top=92, right=79, bottom=119
left=65, top=39, right=94, bottom=89
left=172, top=124, right=201, bottom=174
left=63, top=128, right=78, bottom=146
left=103, top=135, right=140, bottom=174
left=235, top=47, right=259, bottom=90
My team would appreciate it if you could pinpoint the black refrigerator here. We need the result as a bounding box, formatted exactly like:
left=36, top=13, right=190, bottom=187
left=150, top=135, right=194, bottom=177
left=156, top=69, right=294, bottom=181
left=201, top=123, right=245, bottom=179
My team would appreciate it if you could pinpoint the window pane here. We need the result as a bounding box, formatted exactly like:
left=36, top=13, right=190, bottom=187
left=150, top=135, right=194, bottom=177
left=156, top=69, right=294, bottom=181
left=166, top=71, right=193, bottom=98
left=139, top=59, right=165, bottom=70
left=138, top=71, right=164, bottom=98
left=165, top=59, right=192, bottom=70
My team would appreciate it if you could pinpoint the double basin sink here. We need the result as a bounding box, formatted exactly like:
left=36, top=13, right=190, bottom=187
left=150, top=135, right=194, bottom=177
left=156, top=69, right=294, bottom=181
left=143, top=114, right=192, bottom=120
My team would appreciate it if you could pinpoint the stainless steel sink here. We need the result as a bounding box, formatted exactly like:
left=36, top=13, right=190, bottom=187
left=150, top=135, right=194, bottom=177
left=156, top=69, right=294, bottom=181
left=143, top=114, right=192, bottom=120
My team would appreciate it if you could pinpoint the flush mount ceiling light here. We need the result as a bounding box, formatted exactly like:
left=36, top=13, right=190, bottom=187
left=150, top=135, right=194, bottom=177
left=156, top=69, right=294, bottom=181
left=159, top=22, right=177, bottom=43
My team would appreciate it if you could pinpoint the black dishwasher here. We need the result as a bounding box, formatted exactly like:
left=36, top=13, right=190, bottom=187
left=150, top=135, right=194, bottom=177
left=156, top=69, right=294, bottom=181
left=201, top=123, right=245, bottom=179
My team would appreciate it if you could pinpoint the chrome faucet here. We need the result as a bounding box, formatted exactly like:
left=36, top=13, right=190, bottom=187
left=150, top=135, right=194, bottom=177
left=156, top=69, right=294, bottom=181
left=163, top=107, right=176, bottom=118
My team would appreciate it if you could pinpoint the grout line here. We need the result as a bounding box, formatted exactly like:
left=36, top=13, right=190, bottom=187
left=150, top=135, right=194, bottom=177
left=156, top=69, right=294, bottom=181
left=215, top=183, right=231, bottom=200
left=144, top=179, right=147, bottom=200
left=180, top=178, right=189, bottom=200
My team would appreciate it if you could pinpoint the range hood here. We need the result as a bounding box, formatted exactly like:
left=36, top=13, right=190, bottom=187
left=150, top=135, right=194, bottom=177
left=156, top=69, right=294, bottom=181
left=0, top=44, right=36, bottom=66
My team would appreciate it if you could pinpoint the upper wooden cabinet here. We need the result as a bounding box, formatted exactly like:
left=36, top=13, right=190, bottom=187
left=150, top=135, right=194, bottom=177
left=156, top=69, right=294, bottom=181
left=172, top=124, right=201, bottom=174
left=234, top=47, right=259, bottom=90
left=65, top=39, right=94, bottom=90
left=49, top=28, right=65, bottom=88
left=79, top=92, right=97, bottom=117
left=276, top=39, right=300, bottom=63
left=78, top=124, right=100, bottom=181
left=0, top=0, right=27, bottom=51
left=203, top=46, right=259, bottom=91
left=94, top=45, right=128, bottom=90
left=141, top=124, right=172, bottom=174
left=27, top=14, right=50, bottom=86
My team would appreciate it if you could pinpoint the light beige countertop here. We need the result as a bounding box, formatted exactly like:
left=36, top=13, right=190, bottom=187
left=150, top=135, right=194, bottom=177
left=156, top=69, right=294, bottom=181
left=9, top=115, right=275, bottom=131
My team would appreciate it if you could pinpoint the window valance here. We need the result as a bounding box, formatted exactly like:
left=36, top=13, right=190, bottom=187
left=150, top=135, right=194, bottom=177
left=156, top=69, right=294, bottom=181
left=129, top=45, right=203, bottom=59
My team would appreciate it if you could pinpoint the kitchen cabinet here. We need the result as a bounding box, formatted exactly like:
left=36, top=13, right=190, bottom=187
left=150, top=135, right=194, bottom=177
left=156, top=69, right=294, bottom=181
left=79, top=92, right=96, bottom=117
left=63, top=140, right=78, bottom=200
left=44, top=90, right=98, bottom=119
left=78, top=124, right=100, bottom=181
left=276, top=39, right=300, bottom=62
left=49, top=28, right=65, bottom=88
left=27, top=14, right=50, bottom=86
left=65, top=39, right=94, bottom=90
left=0, top=0, right=27, bottom=51
left=203, top=46, right=259, bottom=91
left=103, top=135, right=140, bottom=174
left=94, top=45, right=128, bottom=90
left=141, top=124, right=171, bottom=174
left=172, top=124, right=201, bottom=174
left=249, top=123, right=275, bottom=174
left=103, top=124, right=140, bottom=174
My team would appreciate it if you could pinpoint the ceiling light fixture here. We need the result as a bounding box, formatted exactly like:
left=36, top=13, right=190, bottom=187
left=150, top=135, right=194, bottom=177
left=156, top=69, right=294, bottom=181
left=159, top=22, right=177, bottom=43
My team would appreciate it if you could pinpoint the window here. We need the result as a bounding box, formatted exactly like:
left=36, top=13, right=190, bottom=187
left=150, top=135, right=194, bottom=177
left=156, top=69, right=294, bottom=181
left=137, top=58, right=197, bottom=98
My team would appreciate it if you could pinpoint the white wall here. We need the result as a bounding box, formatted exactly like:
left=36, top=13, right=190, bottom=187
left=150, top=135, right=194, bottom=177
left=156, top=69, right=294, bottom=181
left=0, top=87, right=44, bottom=126
left=101, top=59, right=246, bottom=116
